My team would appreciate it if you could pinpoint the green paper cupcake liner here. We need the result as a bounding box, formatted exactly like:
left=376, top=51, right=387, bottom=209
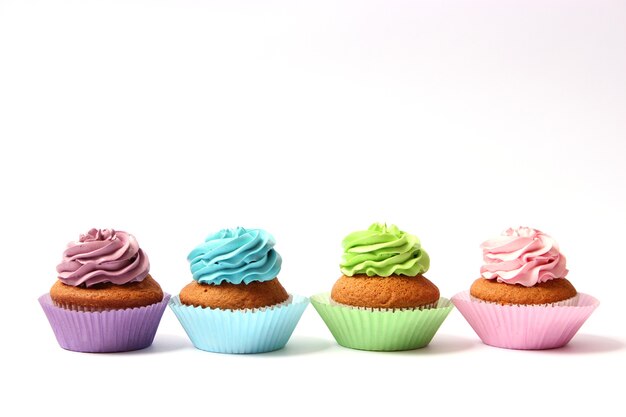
left=311, top=292, right=453, bottom=351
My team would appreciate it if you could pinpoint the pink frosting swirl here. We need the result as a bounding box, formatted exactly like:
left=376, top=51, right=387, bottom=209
left=480, top=227, right=568, bottom=287
left=56, top=229, right=150, bottom=287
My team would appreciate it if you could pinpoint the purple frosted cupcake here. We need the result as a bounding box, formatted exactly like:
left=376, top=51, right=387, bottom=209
left=40, top=228, right=170, bottom=352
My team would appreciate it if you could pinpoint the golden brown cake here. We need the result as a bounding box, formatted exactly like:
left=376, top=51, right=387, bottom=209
left=50, top=275, right=163, bottom=311
left=180, top=278, right=288, bottom=310
left=331, top=274, right=439, bottom=309
left=470, top=277, right=576, bottom=305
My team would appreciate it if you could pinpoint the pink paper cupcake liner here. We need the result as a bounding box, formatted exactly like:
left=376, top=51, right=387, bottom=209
left=452, top=291, right=599, bottom=350
left=39, top=293, right=171, bottom=353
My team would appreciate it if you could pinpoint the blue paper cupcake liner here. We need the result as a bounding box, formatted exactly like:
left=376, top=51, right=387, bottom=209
left=169, top=294, right=309, bottom=354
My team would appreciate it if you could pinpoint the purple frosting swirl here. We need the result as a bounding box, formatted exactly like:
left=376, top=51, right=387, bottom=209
left=56, top=228, right=150, bottom=287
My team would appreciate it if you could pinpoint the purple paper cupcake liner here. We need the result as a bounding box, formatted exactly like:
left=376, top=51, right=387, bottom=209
left=39, top=293, right=171, bottom=353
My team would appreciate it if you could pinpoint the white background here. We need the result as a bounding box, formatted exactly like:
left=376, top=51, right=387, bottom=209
left=1, top=0, right=625, bottom=416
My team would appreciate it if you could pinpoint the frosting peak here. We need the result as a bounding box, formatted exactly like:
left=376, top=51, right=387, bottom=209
left=340, top=223, right=430, bottom=277
left=56, top=228, right=150, bottom=287
left=188, top=227, right=282, bottom=285
left=480, top=227, right=568, bottom=287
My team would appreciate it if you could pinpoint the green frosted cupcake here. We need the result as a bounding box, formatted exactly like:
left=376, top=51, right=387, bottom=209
left=311, top=223, right=453, bottom=351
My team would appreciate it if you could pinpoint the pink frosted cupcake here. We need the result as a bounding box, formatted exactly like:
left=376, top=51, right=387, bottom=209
left=39, top=228, right=170, bottom=352
left=452, top=227, right=599, bottom=350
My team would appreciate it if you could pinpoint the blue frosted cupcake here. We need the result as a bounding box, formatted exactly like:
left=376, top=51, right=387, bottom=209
left=169, top=227, right=308, bottom=353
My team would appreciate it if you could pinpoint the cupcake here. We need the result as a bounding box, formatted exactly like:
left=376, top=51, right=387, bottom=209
left=169, top=227, right=308, bottom=354
left=452, top=226, right=599, bottom=350
left=311, top=223, right=453, bottom=351
left=39, top=228, right=170, bottom=352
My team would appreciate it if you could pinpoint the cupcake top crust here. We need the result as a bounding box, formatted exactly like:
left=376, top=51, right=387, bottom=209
left=188, top=227, right=282, bottom=285
left=340, top=223, right=430, bottom=277
left=480, top=227, right=568, bottom=287
left=56, top=228, right=150, bottom=287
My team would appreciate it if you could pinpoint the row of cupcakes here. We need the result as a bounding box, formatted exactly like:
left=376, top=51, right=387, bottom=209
left=40, top=223, right=599, bottom=354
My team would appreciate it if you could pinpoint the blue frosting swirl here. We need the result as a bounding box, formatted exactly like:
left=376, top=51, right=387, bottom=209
left=187, top=227, right=282, bottom=285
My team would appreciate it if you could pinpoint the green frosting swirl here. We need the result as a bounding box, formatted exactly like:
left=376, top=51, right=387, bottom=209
left=340, top=223, right=430, bottom=277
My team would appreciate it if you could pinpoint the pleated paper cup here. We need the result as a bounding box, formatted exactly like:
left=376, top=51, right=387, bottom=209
left=469, top=293, right=580, bottom=308
left=311, top=292, right=453, bottom=351
left=169, top=294, right=309, bottom=354
left=39, top=293, right=171, bottom=353
left=452, top=291, right=599, bottom=350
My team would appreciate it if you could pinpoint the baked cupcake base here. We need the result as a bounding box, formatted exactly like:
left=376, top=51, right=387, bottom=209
left=179, top=279, right=289, bottom=310
left=469, top=278, right=577, bottom=305
left=50, top=275, right=164, bottom=311
left=469, top=294, right=579, bottom=308
left=169, top=294, right=309, bottom=354
left=452, top=291, right=599, bottom=350
left=39, top=292, right=170, bottom=353
left=311, top=292, right=453, bottom=351
left=331, top=275, right=440, bottom=309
